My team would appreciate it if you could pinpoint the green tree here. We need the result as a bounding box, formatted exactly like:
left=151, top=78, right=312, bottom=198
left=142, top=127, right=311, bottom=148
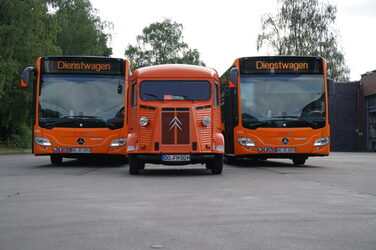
left=257, top=0, right=350, bottom=81
left=0, top=0, right=61, bottom=147
left=51, top=0, right=112, bottom=56
left=0, top=0, right=113, bottom=148
left=125, top=19, right=205, bottom=69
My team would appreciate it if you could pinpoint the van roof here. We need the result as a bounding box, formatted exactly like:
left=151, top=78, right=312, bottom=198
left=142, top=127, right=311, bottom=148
left=132, top=64, right=219, bottom=79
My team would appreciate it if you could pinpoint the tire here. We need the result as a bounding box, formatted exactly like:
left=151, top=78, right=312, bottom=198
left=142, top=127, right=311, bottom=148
left=224, top=155, right=237, bottom=165
left=120, top=156, right=129, bottom=165
left=207, top=154, right=223, bottom=175
left=128, top=154, right=140, bottom=175
left=292, top=157, right=306, bottom=165
left=50, top=155, right=63, bottom=165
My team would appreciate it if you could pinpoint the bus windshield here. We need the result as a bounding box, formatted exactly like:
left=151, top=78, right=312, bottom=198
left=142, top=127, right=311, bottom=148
left=240, top=74, right=325, bottom=129
left=38, top=75, right=124, bottom=129
left=140, top=80, right=210, bottom=101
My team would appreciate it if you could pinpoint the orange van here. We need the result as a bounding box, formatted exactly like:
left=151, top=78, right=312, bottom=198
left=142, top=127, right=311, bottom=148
left=126, top=64, right=224, bottom=174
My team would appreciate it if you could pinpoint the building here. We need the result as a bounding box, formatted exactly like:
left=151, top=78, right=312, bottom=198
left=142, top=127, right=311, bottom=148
left=328, top=80, right=360, bottom=152
left=359, top=70, right=376, bottom=152
left=328, top=70, right=376, bottom=152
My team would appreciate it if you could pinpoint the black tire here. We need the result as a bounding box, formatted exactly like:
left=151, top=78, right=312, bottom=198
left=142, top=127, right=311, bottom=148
left=207, top=154, right=223, bottom=175
left=292, top=157, right=306, bottom=165
left=138, top=161, right=145, bottom=170
left=50, top=155, right=63, bottom=165
left=224, top=155, right=237, bottom=165
left=121, top=156, right=129, bottom=165
left=128, top=154, right=140, bottom=175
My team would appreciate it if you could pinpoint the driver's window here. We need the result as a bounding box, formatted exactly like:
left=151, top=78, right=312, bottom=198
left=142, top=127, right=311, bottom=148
left=131, top=84, right=137, bottom=107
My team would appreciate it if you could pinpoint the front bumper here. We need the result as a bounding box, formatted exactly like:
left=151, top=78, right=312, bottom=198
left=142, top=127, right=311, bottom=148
left=132, top=153, right=217, bottom=165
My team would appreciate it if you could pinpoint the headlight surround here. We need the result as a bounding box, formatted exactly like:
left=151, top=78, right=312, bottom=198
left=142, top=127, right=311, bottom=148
left=140, top=116, right=149, bottom=126
left=110, top=137, right=127, bottom=147
left=237, top=137, right=256, bottom=147
left=314, top=136, right=329, bottom=146
left=34, top=136, right=51, bottom=146
left=202, top=117, right=211, bottom=126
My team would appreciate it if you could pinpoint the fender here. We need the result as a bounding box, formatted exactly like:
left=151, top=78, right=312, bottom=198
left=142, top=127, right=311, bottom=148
left=126, top=133, right=138, bottom=153
left=213, top=132, right=225, bottom=153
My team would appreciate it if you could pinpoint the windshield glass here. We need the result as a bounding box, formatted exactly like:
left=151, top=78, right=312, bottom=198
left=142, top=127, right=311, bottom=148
left=38, top=75, right=124, bottom=129
left=140, top=80, right=210, bottom=101
left=240, top=74, right=325, bottom=129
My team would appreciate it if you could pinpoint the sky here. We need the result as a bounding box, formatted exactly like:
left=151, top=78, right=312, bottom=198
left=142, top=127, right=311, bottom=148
left=90, top=0, right=376, bottom=81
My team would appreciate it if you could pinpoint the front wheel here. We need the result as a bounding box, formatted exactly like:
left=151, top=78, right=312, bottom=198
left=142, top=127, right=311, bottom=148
left=292, top=157, right=307, bottom=165
left=207, top=154, right=223, bottom=175
left=128, top=155, right=140, bottom=175
left=50, top=155, right=63, bottom=165
left=224, top=155, right=237, bottom=165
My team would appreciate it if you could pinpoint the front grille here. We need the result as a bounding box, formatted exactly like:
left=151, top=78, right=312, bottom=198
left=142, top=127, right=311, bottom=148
left=161, top=109, right=190, bottom=145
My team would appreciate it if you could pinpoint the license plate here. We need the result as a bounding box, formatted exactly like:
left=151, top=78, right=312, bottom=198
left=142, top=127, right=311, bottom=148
left=162, top=154, right=191, bottom=161
left=70, top=148, right=91, bottom=153
left=275, top=148, right=296, bottom=153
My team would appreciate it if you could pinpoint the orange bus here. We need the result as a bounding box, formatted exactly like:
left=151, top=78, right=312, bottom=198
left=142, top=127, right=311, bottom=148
left=21, top=56, right=130, bottom=165
left=220, top=56, right=330, bottom=165
left=126, top=64, right=224, bottom=174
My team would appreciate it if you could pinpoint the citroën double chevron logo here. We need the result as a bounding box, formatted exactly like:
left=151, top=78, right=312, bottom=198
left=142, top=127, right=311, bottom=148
left=169, top=116, right=182, bottom=131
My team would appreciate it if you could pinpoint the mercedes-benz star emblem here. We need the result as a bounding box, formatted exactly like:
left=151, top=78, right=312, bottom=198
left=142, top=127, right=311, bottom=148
left=77, top=138, right=85, bottom=145
left=169, top=116, right=182, bottom=131
left=281, top=138, right=289, bottom=145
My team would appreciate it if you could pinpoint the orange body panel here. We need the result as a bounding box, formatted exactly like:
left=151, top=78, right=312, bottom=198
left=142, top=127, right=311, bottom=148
left=226, top=57, right=330, bottom=158
left=126, top=65, right=224, bottom=158
left=32, top=57, right=130, bottom=156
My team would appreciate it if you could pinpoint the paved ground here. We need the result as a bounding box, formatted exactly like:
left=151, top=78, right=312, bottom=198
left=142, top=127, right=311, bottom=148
left=0, top=152, right=375, bottom=250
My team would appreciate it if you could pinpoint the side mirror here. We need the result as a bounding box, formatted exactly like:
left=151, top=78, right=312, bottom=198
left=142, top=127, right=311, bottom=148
left=229, top=68, right=239, bottom=87
left=20, top=67, right=35, bottom=87
left=117, top=80, right=123, bottom=94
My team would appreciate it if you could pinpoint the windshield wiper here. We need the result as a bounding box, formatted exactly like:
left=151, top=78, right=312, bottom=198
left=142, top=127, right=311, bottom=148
left=42, top=117, right=117, bottom=129
left=298, top=119, right=322, bottom=127
left=270, top=115, right=300, bottom=119
left=85, top=119, right=117, bottom=129
left=143, top=93, right=163, bottom=101
left=271, top=115, right=322, bottom=125
left=63, top=115, right=99, bottom=119
left=243, top=120, right=274, bottom=128
left=41, top=119, right=76, bottom=129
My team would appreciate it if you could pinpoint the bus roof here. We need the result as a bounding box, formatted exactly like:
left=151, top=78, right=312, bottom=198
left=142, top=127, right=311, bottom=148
left=132, top=64, right=219, bottom=79
left=236, top=55, right=324, bottom=63
left=40, top=56, right=125, bottom=62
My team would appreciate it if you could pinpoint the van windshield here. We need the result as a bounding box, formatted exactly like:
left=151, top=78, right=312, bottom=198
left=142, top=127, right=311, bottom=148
left=140, top=80, right=211, bottom=101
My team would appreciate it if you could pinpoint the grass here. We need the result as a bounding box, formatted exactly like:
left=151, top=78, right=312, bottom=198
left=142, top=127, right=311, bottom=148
left=0, top=146, right=31, bottom=154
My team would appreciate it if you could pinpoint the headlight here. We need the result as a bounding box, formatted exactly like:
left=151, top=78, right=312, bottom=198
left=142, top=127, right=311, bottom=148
left=110, top=137, right=126, bottom=147
left=140, top=116, right=149, bottom=126
left=35, top=136, right=51, bottom=146
left=314, top=136, right=329, bottom=146
left=237, top=137, right=256, bottom=147
left=202, top=117, right=211, bottom=126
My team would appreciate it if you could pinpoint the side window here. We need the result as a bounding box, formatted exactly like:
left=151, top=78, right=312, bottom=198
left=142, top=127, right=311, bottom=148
left=214, top=83, right=219, bottom=106
left=131, top=84, right=137, bottom=107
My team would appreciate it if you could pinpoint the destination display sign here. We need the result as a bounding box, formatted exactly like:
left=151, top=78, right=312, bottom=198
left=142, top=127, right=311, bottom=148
left=240, top=57, right=323, bottom=74
left=41, top=57, right=124, bottom=75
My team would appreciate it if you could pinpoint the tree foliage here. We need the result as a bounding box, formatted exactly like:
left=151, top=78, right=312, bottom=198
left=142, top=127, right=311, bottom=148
left=125, top=19, right=205, bottom=70
left=257, top=0, right=350, bottom=81
left=52, top=0, right=112, bottom=56
left=0, top=0, right=112, bottom=147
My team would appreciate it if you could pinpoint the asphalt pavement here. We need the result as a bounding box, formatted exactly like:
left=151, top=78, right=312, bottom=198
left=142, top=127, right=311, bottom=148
left=0, top=152, right=375, bottom=250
